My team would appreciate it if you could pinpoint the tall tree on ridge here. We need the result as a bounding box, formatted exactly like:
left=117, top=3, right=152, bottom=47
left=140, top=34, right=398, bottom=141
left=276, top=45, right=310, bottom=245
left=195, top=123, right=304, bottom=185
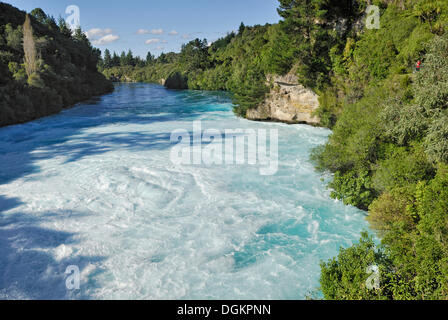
left=58, top=16, right=72, bottom=37
left=30, top=8, right=47, bottom=24
left=126, top=49, right=135, bottom=66
left=146, top=51, right=155, bottom=65
left=23, top=15, right=38, bottom=77
left=112, top=51, right=120, bottom=67
left=103, top=49, right=112, bottom=69
left=120, top=51, right=126, bottom=66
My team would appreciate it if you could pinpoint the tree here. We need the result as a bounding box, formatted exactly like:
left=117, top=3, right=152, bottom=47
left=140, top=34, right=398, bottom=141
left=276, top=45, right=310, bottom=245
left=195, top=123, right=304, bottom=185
left=58, top=16, right=72, bottom=37
left=230, top=62, right=269, bottom=117
left=103, top=49, right=112, bottom=69
left=277, top=0, right=346, bottom=88
left=4, top=23, right=22, bottom=51
left=411, top=33, right=448, bottom=163
left=111, top=51, right=120, bottom=67
left=23, top=15, right=38, bottom=77
left=180, top=38, right=210, bottom=71
left=45, top=15, right=59, bottom=31
left=158, top=52, right=168, bottom=64
left=239, top=22, right=246, bottom=34
left=135, top=56, right=145, bottom=67
left=260, top=24, right=296, bottom=74
left=30, top=8, right=58, bottom=30
left=30, top=8, right=47, bottom=24
left=125, top=49, right=135, bottom=66
left=146, top=51, right=155, bottom=65
left=89, top=47, right=102, bottom=71
left=73, top=27, right=90, bottom=47
left=120, top=51, right=126, bottom=66
left=413, top=0, right=446, bottom=33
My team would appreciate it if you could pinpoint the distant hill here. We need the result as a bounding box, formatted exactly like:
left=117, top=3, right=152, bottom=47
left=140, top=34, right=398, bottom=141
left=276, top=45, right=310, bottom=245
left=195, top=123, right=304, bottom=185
left=0, top=2, right=113, bottom=127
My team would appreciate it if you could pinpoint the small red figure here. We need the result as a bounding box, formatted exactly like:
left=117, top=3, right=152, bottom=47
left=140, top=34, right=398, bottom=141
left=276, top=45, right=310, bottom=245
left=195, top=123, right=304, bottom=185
left=416, top=60, right=421, bottom=72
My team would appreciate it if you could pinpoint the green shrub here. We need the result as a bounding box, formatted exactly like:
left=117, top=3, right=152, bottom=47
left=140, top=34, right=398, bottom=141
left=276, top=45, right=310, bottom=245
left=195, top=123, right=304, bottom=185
left=320, top=232, right=393, bottom=300
left=372, top=144, right=435, bottom=192
left=367, top=186, right=416, bottom=236
left=329, top=170, right=376, bottom=210
left=424, top=113, right=448, bottom=164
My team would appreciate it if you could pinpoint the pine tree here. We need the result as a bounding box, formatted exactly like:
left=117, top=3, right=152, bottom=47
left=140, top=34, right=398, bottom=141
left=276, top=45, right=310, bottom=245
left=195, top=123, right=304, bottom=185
left=112, top=52, right=120, bottom=67
left=239, top=22, right=246, bottom=34
left=103, top=49, right=112, bottom=69
left=146, top=51, right=154, bottom=65
left=120, top=51, right=126, bottom=66
left=126, top=50, right=135, bottom=66
left=158, top=52, right=168, bottom=64
left=30, top=8, right=47, bottom=24
left=277, top=0, right=334, bottom=88
left=73, top=27, right=90, bottom=47
left=58, top=16, right=72, bottom=37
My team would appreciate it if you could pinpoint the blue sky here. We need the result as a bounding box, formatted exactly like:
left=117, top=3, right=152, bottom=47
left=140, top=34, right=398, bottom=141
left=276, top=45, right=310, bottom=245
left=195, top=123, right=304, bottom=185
left=4, top=0, right=281, bottom=58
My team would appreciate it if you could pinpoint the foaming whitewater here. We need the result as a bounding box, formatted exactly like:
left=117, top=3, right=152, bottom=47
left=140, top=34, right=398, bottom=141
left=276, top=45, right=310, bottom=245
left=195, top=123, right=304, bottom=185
left=0, top=83, right=367, bottom=299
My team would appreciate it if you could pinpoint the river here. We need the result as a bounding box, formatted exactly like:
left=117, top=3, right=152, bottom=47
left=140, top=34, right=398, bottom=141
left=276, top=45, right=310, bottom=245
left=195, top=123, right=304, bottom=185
left=0, top=83, right=367, bottom=299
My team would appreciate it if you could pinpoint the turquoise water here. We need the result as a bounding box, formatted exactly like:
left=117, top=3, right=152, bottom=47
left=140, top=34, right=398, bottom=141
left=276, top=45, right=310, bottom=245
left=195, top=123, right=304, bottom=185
left=0, top=83, right=367, bottom=299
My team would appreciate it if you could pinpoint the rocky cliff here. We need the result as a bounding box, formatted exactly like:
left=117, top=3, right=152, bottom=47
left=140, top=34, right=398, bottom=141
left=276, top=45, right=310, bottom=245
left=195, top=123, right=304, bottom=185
left=246, top=73, right=320, bottom=125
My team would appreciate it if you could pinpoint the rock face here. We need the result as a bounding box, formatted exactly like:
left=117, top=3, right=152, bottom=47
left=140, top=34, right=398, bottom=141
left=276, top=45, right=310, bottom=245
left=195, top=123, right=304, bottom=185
left=246, top=73, right=320, bottom=125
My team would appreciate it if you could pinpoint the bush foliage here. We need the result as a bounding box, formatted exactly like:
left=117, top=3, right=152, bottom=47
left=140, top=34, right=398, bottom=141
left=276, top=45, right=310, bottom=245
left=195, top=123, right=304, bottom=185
left=316, top=0, right=448, bottom=300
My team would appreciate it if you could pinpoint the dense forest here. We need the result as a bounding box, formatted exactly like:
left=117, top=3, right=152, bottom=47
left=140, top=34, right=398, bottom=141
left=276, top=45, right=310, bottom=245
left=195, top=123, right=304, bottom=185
left=0, top=3, right=113, bottom=127
left=315, top=2, right=448, bottom=299
left=101, top=0, right=448, bottom=300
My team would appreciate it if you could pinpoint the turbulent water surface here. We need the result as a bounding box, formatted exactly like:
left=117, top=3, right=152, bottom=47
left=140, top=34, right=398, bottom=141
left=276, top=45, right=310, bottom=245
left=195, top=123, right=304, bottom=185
left=0, top=83, right=367, bottom=299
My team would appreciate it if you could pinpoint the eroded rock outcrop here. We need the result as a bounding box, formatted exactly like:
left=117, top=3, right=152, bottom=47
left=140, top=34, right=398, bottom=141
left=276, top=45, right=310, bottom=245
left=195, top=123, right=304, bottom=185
left=246, top=73, right=320, bottom=125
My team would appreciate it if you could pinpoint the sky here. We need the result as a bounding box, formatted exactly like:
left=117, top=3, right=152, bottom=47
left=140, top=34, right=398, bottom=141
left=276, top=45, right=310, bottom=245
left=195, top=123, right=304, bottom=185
left=4, top=0, right=281, bottom=58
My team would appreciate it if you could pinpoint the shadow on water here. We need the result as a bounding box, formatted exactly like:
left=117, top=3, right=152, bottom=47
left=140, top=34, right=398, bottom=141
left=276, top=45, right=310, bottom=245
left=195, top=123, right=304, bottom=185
left=0, top=199, right=107, bottom=300
left=0, top=83, right=231, bottom=299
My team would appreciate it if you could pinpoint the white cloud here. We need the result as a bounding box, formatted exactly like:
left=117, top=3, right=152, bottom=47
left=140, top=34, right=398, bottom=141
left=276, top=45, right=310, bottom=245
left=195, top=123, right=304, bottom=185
left=86, top=28, right=113, bottom=40
left=168, top=30, right=178, bottom=35
left=136, top=29, right=150, bottom=35
left=161, top=40, right=168, bottom=44
left=156, top=46, right=164, bottom=50
left=86, top=28, right=119, bottom=46
left=145, top=38, right=161, bottom=45
left=151, top=29, right=164, bottom=35
left=92, top=34, right=120, bottom=45
left=181, top=34, right=190, bottom=39
left=137, top=28, right=164, bottom=35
